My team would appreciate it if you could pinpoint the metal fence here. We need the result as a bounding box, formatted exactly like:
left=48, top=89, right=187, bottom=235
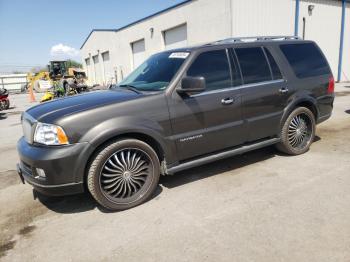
left=0, top=74, right=27, bottom=91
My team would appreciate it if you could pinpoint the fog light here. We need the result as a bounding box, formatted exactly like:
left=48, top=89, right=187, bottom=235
left=35, top=168, right=46, bottom=179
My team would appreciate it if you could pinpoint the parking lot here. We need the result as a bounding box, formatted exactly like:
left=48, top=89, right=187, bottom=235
left=0, top=84, right=350, bottom=262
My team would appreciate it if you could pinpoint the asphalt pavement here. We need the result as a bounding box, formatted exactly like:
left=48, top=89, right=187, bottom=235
left=0, top=85, right=350, bottom=262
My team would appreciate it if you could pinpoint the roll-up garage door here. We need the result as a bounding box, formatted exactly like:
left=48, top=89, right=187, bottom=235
left=164, top=24, right=187, bottom=50
left=92, top=55, right=102, bottom=85
left=132, top=39, right=146, bottom=69
left=85, top=58, right=92, bottom=82
left=102, top=51, right=112, bottom=83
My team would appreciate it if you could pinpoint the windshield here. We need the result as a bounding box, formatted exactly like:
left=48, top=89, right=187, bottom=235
left=118, top=51, right=189, bottom=91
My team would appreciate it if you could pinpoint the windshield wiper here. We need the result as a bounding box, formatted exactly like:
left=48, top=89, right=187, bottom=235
left=118, top=84, right=142, bottom=94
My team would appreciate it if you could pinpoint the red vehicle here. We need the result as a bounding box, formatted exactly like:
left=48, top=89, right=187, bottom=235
left=0, top=88, right=10, bottom=111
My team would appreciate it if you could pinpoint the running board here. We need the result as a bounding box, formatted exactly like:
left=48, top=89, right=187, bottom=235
left=166, top=138, right=280, bottom=174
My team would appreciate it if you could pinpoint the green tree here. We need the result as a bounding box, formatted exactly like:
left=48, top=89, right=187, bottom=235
left=66, top=59, right=82, bottom=68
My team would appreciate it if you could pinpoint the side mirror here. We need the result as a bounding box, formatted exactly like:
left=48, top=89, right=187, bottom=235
left=177, top=76, right=206, bottom=94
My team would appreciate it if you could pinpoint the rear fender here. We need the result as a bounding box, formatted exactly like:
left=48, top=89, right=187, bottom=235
left=280, top=92, right=318, bottom=128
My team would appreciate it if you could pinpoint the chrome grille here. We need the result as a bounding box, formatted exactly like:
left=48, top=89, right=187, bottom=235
left=22, top=112, right=36, bottom=144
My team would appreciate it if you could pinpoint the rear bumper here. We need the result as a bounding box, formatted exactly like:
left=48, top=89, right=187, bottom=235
left=17, top=137, right=89, bottom=196
left=317, top=112, right=332, bottom=124
left=316, top=94, right=334, bottom=124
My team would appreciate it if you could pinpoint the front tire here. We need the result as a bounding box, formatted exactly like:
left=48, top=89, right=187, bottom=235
left=87, top=139, right=160, bottom=211
left=276, top=107, right=315, bottom=155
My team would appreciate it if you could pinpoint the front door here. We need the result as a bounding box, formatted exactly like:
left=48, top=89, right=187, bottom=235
left=168, top=48, right=245, bottom=161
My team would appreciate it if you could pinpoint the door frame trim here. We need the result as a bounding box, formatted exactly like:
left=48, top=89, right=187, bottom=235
left=191, top=79, right=285, bottom=98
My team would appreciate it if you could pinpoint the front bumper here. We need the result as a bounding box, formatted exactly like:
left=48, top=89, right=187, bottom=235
left=17, top=137, right=90, bottom=196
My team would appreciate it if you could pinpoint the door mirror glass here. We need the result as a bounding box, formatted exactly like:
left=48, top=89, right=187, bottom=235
left=177, top=76, right=206, bottom=94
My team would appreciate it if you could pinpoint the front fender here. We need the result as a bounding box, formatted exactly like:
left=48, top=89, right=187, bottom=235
left=80, top=116, right=174, bottom=161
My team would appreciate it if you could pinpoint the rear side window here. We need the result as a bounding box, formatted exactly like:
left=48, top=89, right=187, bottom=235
left=235, top=47, right=272, bottom=84
left=187, top=49, right=231, bottom=91
left=264, top=48, right=283, bottom=80
left=280, top=43, right=330, bottom=78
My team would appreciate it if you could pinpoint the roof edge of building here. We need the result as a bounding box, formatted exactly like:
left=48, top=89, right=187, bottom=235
left=80, top=0, right=193, bottom=50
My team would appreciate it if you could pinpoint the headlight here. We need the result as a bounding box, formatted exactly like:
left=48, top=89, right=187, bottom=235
left=34, top=123, right=69, bottom=145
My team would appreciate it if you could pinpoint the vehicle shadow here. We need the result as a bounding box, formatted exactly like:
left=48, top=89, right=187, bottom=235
left=37, top=139, right=322, bottom=214
left=160, top=146, right=277, bottom=189
left=36, top=185, right=163, bottom=214
left=160, top=136, right=322, bottom=189
left=314, top=135, right=321, bottom=142
left=0, top=112, right=7, bottom=120
left=37, top=192, right=96, bottom=214
left=345, top=109, right=350, bottom=114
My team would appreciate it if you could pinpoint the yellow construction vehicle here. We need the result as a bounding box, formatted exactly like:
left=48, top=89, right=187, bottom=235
left=40, top=60, right=88, bottom=102
left=22, top=71, right=51, bottom=93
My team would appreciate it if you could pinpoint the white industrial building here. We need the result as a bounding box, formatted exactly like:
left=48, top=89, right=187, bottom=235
left=80, top=0, right=350, bottom=85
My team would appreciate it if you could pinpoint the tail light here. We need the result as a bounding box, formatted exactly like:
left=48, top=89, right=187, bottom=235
left=327, top=76, right=335, bottom=94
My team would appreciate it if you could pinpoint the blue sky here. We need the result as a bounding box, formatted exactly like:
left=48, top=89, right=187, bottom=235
left=0, top=0, right=185, bottom=73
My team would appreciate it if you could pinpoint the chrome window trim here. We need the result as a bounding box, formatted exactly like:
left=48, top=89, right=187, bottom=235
left=190, top=79, right=285, bottom=97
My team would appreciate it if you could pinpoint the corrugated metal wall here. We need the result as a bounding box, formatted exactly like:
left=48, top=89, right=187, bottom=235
left=231, top=0, right=295, bottom=37
left=81, top=0, right=350, bottom=84
left=298, top=0, right=342, bottom=79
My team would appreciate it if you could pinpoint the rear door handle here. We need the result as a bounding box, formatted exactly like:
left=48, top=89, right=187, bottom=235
left=221, top=97, right=234, bottom=105
left=279, top=87, right=289, bottom=94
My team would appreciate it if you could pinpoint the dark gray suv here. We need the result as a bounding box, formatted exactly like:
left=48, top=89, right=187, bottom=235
left=17, top=36, right=335, bottom=210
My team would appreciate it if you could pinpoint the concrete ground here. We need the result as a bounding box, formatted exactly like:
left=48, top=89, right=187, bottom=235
left=0, top=85, right=350, bottom=262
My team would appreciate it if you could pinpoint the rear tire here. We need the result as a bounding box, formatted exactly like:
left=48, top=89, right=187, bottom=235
left=276, top=107, right=315, bottom=155
left=87, top=139, right=160, bottom=211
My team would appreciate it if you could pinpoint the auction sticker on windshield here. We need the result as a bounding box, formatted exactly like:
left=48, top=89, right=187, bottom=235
left=169, top=52, right=189, bottom=59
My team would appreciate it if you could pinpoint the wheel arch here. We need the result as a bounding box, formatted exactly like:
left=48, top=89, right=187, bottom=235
left=81, top=130, right=168, bottom=187
left=281, top=96, right=319, bottom=127
left=90, top=131, right=165, bottom=163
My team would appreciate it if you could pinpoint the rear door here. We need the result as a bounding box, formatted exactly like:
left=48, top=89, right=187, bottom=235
left=169, top=48, right=244, bottom=161
left=234, top=46, right=289, bottom=142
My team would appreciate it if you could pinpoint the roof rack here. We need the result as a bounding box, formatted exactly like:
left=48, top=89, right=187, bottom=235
left=212, top=35, right=301, bottom=45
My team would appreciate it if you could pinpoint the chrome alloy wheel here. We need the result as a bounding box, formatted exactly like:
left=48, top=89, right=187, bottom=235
left=99, top=148, right=153, bottom=202
left=288, top=113, right=313, bottom=149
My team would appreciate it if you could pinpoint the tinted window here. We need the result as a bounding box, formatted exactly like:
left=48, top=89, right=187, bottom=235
left=264, top=48, right=282, bottom=80
left=187, top=49, right=231, bottom=91
left=229, top=49, right=242, bottom=86
left=118, top=51, right=187, bottom=91
left=235, top=47, right=272, bottom=84
left=280, top=43, right=330, bottom=78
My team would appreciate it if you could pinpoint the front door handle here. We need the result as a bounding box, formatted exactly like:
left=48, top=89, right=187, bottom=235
left=279, top=87, right=289, bottom=94
left=221, top=98, right=234, bottom=105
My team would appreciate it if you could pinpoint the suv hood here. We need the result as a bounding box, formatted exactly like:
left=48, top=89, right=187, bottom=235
left=27, top=89, right=142, bottom=122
